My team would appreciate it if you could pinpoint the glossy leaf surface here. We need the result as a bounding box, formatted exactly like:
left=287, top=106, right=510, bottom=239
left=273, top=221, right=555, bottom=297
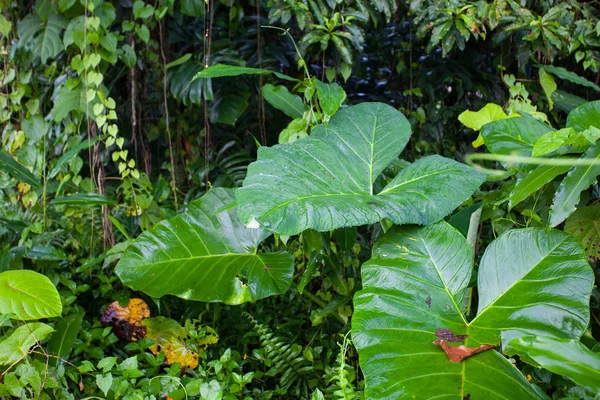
left=353, top=223, right=592, bottom=399
left=237, top=103, right=486, bottom=235
left=503, top=335, right=600, bottom=392
left=566, top=100, right=600, bottom=131
left=509, top=165, right=570, bottom=209
left=0, top=270, right=62, bottom=320
left=0, top=151, right=40, bottom=189
left=550, top=142, right=600, bottom=227
left=115, top=188, right=294, bottom=304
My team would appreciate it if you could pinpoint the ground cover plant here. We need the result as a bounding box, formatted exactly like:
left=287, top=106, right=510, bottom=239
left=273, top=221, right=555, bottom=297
left=1, top=0, right=600, bottom=399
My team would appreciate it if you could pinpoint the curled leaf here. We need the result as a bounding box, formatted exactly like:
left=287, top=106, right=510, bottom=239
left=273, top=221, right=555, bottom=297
left=101, top=298, right=150, bottom=341
left=435, top=328, right=468, bottom=343
left=433, top=339, right=497, bottom=363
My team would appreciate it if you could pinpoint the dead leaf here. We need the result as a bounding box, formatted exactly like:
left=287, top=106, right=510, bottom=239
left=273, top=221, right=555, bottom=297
left=143, top=316, right=207, bottom=369
left=101, top=298, right=150, bottom=341
left=433, top=339, right=497, bottom=363
left=435, top=328, right=468, bottom=342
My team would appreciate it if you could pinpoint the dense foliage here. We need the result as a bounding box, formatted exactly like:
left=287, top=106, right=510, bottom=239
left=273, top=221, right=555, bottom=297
left=1, top=0, right=600, bottom=399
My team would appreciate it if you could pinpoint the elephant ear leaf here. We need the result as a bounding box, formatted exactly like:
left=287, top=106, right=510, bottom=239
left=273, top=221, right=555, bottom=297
left=471, top=228, right=593, bottom=339
left=115, top=188, right=294, bottom=304
left=237, top=103, right=486, bottom=235
left=352, top=222, right=546, bottom=400
left=503, top=334, right=600, bottom=392
left=353, top=223, right=593, bottom=399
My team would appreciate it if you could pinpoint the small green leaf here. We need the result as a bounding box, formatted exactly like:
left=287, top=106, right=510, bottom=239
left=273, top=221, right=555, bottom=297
left=96, top=373, right=113, bottom=396
left=261, top=84, right=304, bottom=119
left=0, top=323, right=54, bottom=365
left=564, top=204, right=600, bottom=260
left=51, top=193, right=115, bottom=207
left=314, top=79, right=346, bottom=116
left=538, top=68, right=557, bottom=110
left=532, top=128, right=575, bottom=157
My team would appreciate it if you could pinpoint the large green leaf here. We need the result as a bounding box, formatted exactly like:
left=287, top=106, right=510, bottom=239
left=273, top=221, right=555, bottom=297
left=508, top=165, right=570, bottom=209
left=0, top=151, right=41, bottom=189
left=115, top=188, right=294, bottom=304
left=503, top=335, right=600, bottom=392
left=17, top=13, right=66, bottom=63
left=551, top=90, right=587, bottom=113
left=51, top=193, right=115, bottom=207
left=261, top=84, right=304, bottom=119
left=471, top=229, right=592, bottom=338
left=550, top=141, right=600, bottom=227
left=0, top=270, right=62, bottom=320
left=564, top=204, right=600, bottom=261
left=566, top=100, right=600, bottom=132
left=194, top=64, right=272, bottom=79
left=237, top=103, right=486, bottom=235
left=47, top=313, right=83, bottom=365
left=0, top=323, right=54, bottom=366
left=353, top=223, right=592, bottom=399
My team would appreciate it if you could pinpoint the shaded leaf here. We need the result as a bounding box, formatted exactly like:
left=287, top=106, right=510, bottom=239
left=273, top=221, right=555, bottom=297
left=543, top=65, right=600, bottom=92
left=194, top=64, right=271, bottom=79
left=47, top=313, right=83, bottom=365
left=539, top=68, right=557, bottom=110
left=261, top=84, right=304, bottom=119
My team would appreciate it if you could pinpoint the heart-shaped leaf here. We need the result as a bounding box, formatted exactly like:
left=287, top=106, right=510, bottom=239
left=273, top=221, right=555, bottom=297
left=237, top=103, right=486, bottom=235
left=115, top=188, right=294, bottom=304
left=352, top=222, right=592, bottom=399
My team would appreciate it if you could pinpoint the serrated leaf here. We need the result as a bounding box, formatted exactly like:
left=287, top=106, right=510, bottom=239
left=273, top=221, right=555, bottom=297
left=0, top=270, right=62, bottom=320
left=237, top=103, right=485, bottom=235
left=550, top=142, right=600, bottom=227
left=115, top=188, right=294, bottom=304
left=503, top=335, right=600, bottom=392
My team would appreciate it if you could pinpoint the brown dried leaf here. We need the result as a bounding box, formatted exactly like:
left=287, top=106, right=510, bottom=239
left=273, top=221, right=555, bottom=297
left=433, top=339, right=497, bottom=363
left=435, top=328, right=468, bottom=342
left=101, top=298, right=150, bottom=341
